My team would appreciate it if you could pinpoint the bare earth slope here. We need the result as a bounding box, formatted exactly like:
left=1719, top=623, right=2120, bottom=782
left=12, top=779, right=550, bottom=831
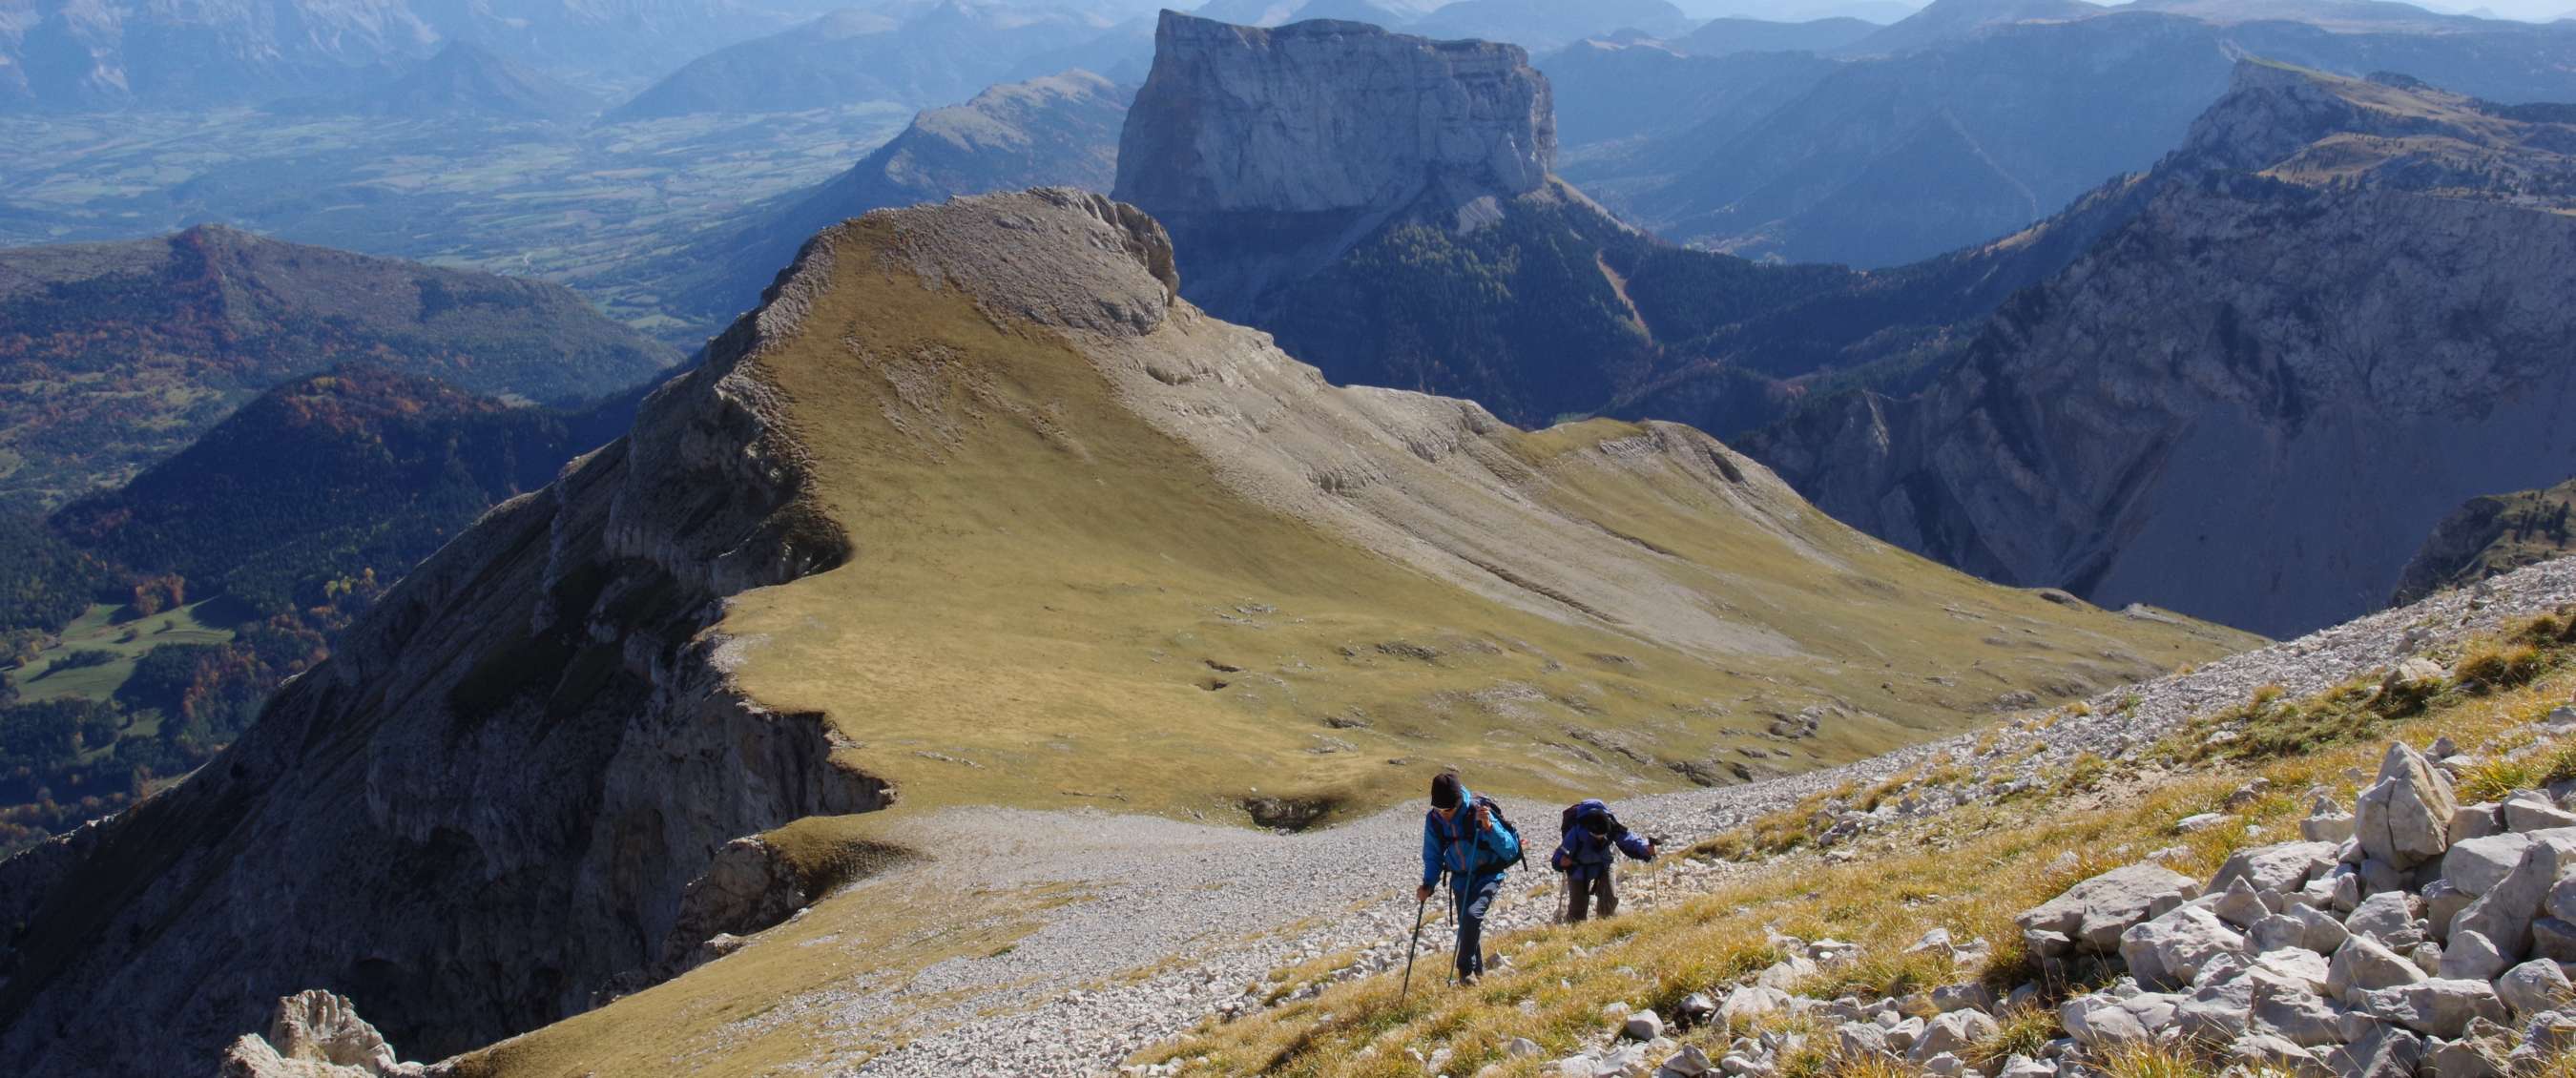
left=0, top=192, right=2246, bottom=1077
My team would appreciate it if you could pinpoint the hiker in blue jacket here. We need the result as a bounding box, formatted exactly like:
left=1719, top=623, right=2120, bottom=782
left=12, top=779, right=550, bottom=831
left=1417, top=772, right=1521, bottom=985
left=1550, top=798, right=1655, bottom=923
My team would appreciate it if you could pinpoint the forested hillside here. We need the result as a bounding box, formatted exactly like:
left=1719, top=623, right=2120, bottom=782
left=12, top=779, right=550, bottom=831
left=0, top=365, right=648, bottom=855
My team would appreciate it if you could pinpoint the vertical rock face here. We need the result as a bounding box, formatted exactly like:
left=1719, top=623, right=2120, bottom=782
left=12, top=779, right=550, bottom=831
left=1117, top=11, right=1551, bottom=216
left=0, top=240, right=889, bottom=1077
left=1113, top=10, right=1555, bottom=317
left=1746, top=63, right=2576, bottom=637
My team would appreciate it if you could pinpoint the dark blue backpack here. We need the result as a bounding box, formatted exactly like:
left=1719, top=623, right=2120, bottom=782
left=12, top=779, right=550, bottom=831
left=1562, top=798, right=1615, bottom=838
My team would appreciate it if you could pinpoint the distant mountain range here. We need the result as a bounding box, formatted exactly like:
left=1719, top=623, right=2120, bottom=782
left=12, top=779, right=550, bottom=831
left=1745, top=63, right=2576, bottom=635
left=1672, top=14, right=1880, bottom=52
left=606, top=1, right=1128, bottom=119
left=1551, top=0, right=2576, bottom=265
left=0, top=225, right=674, bottom=508
left=1411, top=0, right=1699, bottom=47
left=631, top=70, right=1133, bottom=330
left=351, top=42, right=597, bottom=121
left=0, top=0, right=852, bottom=111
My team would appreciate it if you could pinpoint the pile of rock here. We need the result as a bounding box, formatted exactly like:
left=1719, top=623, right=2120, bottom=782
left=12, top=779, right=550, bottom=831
left=218, top=991, right=442, bottom=1078
left=1527, top=730, right=2576, bottom=1078
left=2004, top=738, right=2576, bottom=1077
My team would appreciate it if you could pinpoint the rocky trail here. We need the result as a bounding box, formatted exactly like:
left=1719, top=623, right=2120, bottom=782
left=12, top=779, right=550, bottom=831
left=770, top=562, right=2576, bottom=1076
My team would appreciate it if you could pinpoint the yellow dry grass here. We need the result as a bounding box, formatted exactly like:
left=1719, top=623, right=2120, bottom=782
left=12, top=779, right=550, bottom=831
left=713, top=220, right=2249, bottom=828
left=1144, top=629, right=2575, bottom=1076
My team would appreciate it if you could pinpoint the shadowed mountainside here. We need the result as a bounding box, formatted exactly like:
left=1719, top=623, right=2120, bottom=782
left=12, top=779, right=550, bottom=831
left=1746, top=63, right=2576, bottom=637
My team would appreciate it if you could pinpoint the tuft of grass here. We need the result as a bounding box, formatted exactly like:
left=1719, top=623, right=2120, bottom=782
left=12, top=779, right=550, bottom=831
left=2096, top=1041, right=2220, bottom=1078
left=2458, top=640, right=2547, bottom=693
left=2459, top=756, right=2542, bottom=803
left=2514, top=612, right=2576, bottom=648
left=1968, top=1006, right=2062, bottom=1068
left=2061, top=752, right=2111, bottom=793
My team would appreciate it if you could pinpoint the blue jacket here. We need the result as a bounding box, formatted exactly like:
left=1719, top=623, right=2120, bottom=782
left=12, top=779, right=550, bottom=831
left=1421, top=787, right=1520, bottom=887
left=1552, top=800, right=1652, bottom=881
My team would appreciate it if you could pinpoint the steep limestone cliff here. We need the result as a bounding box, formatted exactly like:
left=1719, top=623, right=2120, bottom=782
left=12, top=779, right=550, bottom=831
left=1111, top=11, right=1883, bottom=431
left=1748, top=63, right=2576, bottom=637
left=1114, top=11, right=1555, bottom=320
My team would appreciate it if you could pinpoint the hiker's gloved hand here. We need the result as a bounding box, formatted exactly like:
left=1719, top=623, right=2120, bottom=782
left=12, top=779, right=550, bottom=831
left=1417, top=883, right=1435, bottom=902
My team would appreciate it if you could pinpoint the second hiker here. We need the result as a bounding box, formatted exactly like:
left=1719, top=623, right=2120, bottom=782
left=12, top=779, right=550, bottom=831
left=1550, top=798, right=1655, bottom=923
left=1418, top=772, right=1522, bottom=985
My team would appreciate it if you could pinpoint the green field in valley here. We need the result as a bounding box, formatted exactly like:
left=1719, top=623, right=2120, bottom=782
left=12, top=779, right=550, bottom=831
left=14, top=600, right=238, bottom=708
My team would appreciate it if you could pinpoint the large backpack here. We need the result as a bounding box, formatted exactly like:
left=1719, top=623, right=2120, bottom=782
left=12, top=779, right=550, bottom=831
left=1561, top=798, right=1614, bottom=838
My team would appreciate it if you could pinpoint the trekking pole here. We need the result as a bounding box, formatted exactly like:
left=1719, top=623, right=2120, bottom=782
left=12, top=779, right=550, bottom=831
left=1447, top=872, right=1461, bottom=985
left=1401, top=886, right=1431, bottom=1002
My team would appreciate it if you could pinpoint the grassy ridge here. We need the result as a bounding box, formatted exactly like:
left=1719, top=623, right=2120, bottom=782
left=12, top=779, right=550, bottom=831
left=717, top=219, right=2251, bottom=827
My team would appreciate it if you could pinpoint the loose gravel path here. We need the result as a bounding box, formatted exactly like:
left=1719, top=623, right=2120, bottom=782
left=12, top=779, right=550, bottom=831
left=794, top=562, right=2576, bottom=1076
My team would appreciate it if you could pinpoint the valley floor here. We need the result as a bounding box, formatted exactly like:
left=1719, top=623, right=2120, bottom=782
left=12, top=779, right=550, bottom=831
left=463, top=560, right=2576, bottom=1078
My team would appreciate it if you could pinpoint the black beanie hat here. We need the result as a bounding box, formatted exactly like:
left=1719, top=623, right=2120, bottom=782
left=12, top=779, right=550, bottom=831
left=1430, top=773, right=1463, bottom=809
left=1582, top=811, right=1610, bottom=836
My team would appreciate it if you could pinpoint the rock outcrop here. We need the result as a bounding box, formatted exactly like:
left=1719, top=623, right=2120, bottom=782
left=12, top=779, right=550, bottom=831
left=218, top=991, right=436, bottom=1078
left=1114, top=10, right=1554, bottom=320
left=1976, top=734, right=2576, bottom=1077
left=1747, top=63, right=2576, bottom=637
